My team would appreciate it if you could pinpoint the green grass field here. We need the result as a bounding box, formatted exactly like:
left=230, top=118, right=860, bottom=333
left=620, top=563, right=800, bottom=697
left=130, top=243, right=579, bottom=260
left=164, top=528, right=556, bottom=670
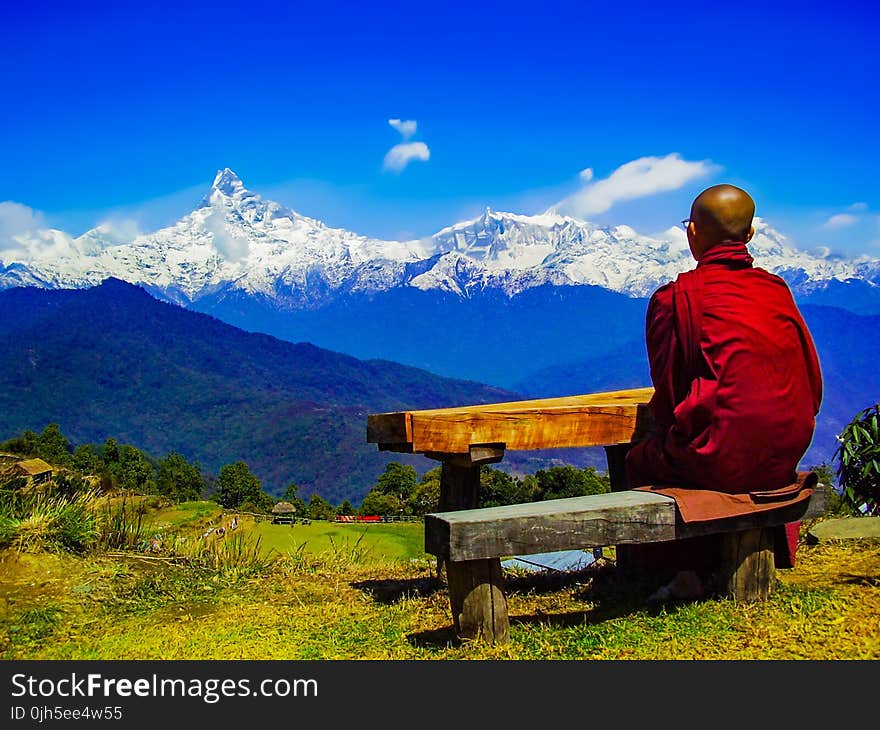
left=4, top=495, right=878, bottom=660
left=113, top=498, right=426, bottom=563
left=248, top=520, right=426, bottom=562
left=153, top=500, right=223, bottom=529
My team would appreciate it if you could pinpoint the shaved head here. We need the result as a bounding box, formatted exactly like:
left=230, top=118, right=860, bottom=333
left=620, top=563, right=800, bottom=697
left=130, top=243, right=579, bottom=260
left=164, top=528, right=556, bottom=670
left=687, top=184, right=756, bottom=259
left=692, top=184, right=755, bottom=243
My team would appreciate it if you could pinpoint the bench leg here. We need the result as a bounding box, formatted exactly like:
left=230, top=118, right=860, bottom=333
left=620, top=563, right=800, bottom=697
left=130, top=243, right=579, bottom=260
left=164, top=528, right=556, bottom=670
left=436, top=459, right=480, bottom=608
left=446, top=558, right=510, bottom=644
left=719, top=527, right=776, bottom=601
left=605, top=444, right=645, bottom=576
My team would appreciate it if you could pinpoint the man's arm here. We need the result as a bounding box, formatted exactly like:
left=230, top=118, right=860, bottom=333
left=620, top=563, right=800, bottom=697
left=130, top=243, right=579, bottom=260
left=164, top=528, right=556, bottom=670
left=625, top=283, right=682, bottom=486
left=643, top=283, right=680, bottom=429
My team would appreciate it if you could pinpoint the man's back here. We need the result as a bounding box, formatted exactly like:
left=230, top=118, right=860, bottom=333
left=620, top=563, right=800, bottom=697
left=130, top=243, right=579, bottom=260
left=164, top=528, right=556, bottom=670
left=626, top=241, right=823, bottom=492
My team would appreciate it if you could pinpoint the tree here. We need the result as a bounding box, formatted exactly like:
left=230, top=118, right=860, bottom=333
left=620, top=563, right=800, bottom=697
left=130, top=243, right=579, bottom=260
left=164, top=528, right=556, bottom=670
left=215, top=461, right=264, bottom=510
left=376, top=462, right=418, bottom=503
left=240, top=490, right=275, bottom=514
left=809, top=461, right=856, bottom=517
left=530, top=465, right=610, bottom=502
left=115, top=444, right=155, bottom=493
left=410, top=467, right=441, bottom=515
left=834, top=404, right=880, bottom=516
left=73, top=444, right=104, bottom=475
left=282, top=482, right=301, bottom=503
left=359, top=490, right=400, bottom=517
left=480, top=467, right=532, bottom=507
left=280, top=482, right=307, bottom=517
left=53, top=472, right=87, bottom=498
left=337, top=499, right=355, bottom=516
left=156, top=452, right=205, bottom=502
left=0, top=429, right=39, bottom=456
left=35, top=424, right=73, bottom=466
left=101, top=438, right=120, bottom=465
left=308, top=493, right=335, bottom=521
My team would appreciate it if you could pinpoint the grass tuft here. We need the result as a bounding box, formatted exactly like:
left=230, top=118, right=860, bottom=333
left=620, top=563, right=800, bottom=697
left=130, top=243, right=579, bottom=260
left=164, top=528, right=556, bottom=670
left=8, top=489, right=99, bottom=554
left=95, top=493, right=152, bottom=551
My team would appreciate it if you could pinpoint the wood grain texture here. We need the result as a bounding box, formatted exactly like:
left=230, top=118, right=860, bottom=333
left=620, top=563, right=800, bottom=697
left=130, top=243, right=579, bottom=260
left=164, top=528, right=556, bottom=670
left=604, top=442, right=642, bottom=575
left=366, top=412, right=411, bottom=445
left=426, top=491, right=677, bottom=561
left=425, top=488, right=826, bottom=562
left=423, top=444, right=506, bottom=467
left=446, top=558, right=509, bottom=643
left=366, top=387, right=655, bottom=453
left=719, top=528, right=776, bottom=601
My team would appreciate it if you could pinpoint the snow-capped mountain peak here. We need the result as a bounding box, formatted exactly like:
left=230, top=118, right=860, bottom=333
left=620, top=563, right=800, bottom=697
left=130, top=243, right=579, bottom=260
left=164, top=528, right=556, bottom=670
left=2, top=169, right=878, bottom=307
left=212, top=167, right=244, bottom=194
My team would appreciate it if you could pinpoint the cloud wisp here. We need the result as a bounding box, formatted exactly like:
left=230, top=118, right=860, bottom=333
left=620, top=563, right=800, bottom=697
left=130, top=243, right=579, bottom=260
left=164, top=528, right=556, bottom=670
left=823, top=203, right=872, bottom=230
left=383, top=119, right=430, bottom=173
left=0, top=201, right=77, bottom=262
left=383, top=141, right=431, bottom=173
left=388, top=119, right=417, bottom=141
left=204, top=209, right=250, bottom=262
left=552, top=153, right=718, bottom=219
left=824, top=213, right=859, bottom=229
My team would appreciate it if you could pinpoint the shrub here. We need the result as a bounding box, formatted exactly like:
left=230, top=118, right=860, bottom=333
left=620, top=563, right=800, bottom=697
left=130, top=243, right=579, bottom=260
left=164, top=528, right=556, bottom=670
left=179, top=531, right=274, bottom=579
left=834, top=404, right=880, bottom=516
left=11, top=489, right=99, bottom=553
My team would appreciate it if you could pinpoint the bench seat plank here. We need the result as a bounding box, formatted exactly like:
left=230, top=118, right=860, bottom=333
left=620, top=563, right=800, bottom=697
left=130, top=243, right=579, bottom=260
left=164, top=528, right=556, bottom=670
left=426, top=488, right=826, bottom=562
left=426, top=491, right=676, bottom=561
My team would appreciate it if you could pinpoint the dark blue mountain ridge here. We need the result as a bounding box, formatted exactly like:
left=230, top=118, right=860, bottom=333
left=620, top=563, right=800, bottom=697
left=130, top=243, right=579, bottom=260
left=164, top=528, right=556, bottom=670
left=0, top=278, right=532, bottom=502
left=188, top=283, right=652, bottom=389
left=795, top=279, right=880, bottom=316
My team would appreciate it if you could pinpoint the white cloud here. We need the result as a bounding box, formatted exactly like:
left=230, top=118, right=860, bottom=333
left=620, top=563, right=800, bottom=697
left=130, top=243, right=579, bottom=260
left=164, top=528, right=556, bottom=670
left=0, top=201, right=80, bottom=263
left=553, top=153, right=717, bottom=219
left=383, top=142, right=431, bottom=173
left=388, top=118, right=417, bottom=140
left=93, top=218, right=142, bottom=244
left=824, top=213, right=859, bottom=229
left=0, top=201, right=46, bottom=239
left=383, top=118, right=429, bottom=173
left=849, top=202, right=868, bottom=212
left=204, top=210, right=250, bottom=262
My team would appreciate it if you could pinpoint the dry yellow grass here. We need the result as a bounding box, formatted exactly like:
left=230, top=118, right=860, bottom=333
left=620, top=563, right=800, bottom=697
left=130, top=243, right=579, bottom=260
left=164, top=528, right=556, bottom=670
left=1, top=537, right=878, bottom=660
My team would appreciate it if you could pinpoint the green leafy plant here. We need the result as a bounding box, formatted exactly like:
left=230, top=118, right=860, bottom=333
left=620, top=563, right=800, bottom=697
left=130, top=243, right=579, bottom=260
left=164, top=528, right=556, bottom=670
left=834, top=403, right=880, bottom=516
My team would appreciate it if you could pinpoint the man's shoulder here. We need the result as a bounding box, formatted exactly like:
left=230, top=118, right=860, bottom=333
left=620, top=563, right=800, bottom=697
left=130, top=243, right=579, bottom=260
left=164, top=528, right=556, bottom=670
left=649, top=281, right=675, bottom=307
left=751, top=265, right=792, bottom=288
left=717, top=264, right=797, bottom=299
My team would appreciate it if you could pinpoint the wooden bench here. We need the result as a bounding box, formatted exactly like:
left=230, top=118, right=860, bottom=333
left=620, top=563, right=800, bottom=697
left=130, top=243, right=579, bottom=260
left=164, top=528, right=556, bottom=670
left=366, top=387, right=826, bottom=644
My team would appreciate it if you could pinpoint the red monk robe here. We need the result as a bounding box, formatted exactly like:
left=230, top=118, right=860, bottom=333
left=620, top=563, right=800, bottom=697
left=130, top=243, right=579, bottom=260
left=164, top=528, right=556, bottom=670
left=625, top=240, right=823, bottom=571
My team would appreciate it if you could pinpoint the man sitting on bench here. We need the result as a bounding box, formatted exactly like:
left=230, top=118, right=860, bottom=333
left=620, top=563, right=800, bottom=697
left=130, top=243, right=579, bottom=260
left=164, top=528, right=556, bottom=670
left=625, top=184, right=823, bottom=600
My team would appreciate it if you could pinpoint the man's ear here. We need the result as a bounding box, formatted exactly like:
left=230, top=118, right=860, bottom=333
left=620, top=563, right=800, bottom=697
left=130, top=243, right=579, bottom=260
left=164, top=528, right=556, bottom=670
left=745, top=226, right=755, bottom=243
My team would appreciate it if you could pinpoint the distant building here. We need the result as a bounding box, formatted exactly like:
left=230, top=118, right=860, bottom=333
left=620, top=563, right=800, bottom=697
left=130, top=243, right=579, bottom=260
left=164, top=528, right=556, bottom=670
left=272, top=501, right=296, bottom=524
left=13, top=458, right=54, bottom=486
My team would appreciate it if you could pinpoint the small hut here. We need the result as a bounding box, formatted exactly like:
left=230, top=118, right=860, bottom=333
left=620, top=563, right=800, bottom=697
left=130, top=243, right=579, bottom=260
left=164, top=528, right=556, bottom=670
left=13, top=458, right=54, bottom=486
left=272, top=501, right=296, bottom=524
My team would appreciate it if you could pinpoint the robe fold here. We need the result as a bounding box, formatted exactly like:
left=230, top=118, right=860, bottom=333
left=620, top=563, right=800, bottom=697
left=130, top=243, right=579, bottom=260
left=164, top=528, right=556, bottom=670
left=624, top=240, right=823, bottom=568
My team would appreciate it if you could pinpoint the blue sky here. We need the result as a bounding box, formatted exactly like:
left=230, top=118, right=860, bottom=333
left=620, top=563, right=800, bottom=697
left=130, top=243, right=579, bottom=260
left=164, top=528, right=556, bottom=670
left=1, top=0, right=878, bottom=255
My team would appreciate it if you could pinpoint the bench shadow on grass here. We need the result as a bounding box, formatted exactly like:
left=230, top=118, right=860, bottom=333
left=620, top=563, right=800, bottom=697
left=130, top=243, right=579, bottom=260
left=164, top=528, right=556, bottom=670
left=350, top=575, right=445, bottom=604
left=405, top=561, right=668, bottom=649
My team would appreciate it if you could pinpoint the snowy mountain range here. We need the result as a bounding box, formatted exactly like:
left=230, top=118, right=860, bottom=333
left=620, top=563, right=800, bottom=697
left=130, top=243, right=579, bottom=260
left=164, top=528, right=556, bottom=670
left=2, top=170, right=879, bottom=475
left=3, top=168, right=879, bottom=307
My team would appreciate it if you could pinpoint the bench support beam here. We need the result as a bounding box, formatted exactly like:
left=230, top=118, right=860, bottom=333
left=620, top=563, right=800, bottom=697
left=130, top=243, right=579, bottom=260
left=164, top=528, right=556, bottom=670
left=719, top=527, right=776, bottom=601
left=437, top=458, right=510, bottom=644
left=604, top=443, right=648, bottom=576
left=446, top=558, right=509, bottom=643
